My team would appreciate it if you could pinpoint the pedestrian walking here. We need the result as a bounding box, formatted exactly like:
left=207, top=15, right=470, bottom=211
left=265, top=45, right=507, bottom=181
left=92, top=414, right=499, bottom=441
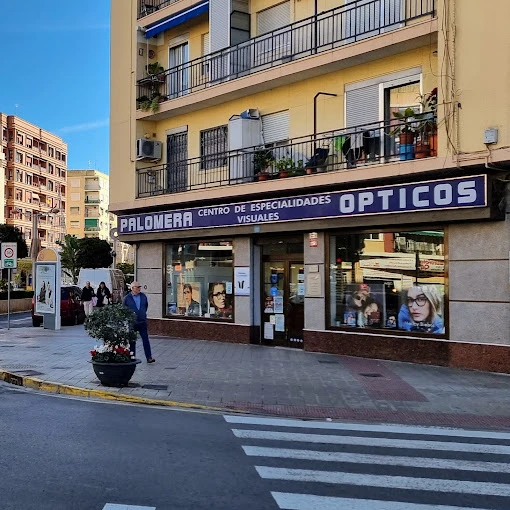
left=82, top=281, right=95, bottom=317
left=123, top=281, right=155, bottom=363
left=96, top=281, right=111, bottom=308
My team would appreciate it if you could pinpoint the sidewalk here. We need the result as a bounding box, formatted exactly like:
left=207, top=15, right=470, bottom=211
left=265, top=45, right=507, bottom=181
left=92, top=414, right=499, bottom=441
left=1, top=324, right=510, bottom=429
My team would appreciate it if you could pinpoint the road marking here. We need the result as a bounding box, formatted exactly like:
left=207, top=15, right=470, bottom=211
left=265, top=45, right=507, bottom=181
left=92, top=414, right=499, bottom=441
left=257, top=466, right=510, bottom=496
left=242, top=445, right=510, bottom=473
left=232, top=429, right=510, bottom=454
left=102, top=505, right=156, bottom=510
left=271, top=492, right=487, bottom=510
left=224, top=415, right=510, bottom=440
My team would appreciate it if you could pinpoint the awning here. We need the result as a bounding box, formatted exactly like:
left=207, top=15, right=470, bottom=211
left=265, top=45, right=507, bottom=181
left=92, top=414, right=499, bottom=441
left=32, top=193, right=39, bottom=200
left=145, top=1, right=209, bottom=39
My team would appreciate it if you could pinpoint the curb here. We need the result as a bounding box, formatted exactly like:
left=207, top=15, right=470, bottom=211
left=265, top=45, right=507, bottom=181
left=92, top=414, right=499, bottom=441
left=0, top=369, right=244, bottom=414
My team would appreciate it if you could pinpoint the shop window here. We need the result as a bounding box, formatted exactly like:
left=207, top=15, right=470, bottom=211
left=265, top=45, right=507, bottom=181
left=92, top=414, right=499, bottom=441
left=165, top=241, right=234, bottom=320
left=200, top=125, right=228, bottom=170
left=329, top=230, right=445, bottom=335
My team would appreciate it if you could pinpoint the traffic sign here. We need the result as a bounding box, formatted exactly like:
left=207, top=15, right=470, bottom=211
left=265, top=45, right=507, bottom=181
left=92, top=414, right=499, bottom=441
left=1, top=243, right=17, bottom=269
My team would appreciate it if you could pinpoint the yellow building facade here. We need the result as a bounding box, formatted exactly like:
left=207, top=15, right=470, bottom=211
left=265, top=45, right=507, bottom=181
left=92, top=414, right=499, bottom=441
left=111, top=0, right=510, bottom=372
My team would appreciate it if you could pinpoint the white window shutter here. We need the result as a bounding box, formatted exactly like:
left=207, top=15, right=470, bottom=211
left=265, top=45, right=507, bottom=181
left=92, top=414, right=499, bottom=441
left=345, top=84, right=379, bottom=128
left=257, top=1, right=290, bottom=35
left=261, top=110, right=290, bottom=144
left=202, top=32, right=210, bottom=56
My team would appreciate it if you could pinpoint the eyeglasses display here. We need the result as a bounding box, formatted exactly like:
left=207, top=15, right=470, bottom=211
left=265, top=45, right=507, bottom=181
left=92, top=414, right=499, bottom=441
left=329, top=231, right=445, bottom=335
left=165, top=241, right=234, bottom=320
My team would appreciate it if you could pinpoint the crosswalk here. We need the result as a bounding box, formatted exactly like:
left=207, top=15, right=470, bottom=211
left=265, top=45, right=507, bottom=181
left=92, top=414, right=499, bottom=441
left=224, top=415, right=510, bottom=510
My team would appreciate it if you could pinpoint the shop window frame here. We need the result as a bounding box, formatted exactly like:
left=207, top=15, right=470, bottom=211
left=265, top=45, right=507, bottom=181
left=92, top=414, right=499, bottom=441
left=325, top=227, right=449, bottom=339
left=163, top=239, right=235, bottom=322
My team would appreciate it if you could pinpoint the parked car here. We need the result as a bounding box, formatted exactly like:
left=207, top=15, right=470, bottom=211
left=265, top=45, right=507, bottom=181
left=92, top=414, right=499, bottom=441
left=77, top=268, right=126, bottom=304
left=31, top=285, right=86, bottom=327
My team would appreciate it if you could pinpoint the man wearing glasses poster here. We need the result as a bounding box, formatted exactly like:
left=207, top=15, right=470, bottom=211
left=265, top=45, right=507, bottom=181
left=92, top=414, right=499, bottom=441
left=124, top=282, right=155, bottom=363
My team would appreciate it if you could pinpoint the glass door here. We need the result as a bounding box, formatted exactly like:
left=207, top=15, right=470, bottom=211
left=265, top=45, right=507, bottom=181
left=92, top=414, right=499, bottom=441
left=169, top=42, right=189, bottom=98
left=262, top=260, right=304, bottom=348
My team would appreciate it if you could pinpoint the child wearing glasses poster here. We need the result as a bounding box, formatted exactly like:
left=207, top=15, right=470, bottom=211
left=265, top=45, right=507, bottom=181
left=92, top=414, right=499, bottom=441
left=208, top=282, right=233, bottom=319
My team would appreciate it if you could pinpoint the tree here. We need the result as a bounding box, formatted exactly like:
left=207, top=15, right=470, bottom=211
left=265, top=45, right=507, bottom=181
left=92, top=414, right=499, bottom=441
left=56, top=235, right=81, bottom=284
left=0, top=225, right=29, bottom=259
left=16, top=258, right=33, bottom=288
left=77, top=238, right=113, bottom=269
left=116, top=263, right=134, bottom=276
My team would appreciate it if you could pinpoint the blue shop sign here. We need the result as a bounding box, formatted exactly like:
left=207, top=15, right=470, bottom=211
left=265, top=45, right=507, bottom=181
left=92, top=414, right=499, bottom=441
left=119, top=175, right=487, bottom=234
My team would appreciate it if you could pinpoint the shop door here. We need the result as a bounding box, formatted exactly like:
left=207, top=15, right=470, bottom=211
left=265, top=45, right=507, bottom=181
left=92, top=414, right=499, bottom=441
left=262, top=260, right=305, bottom=348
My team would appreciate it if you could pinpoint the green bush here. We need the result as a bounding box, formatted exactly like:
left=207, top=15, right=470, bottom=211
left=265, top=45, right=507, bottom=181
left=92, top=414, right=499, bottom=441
left=0, top=290, right=34, bottom=301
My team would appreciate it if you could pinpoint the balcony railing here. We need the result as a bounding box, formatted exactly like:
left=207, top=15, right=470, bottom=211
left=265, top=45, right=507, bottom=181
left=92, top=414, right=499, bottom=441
left=137, top=0, right=180, bottom=19
left=85, top=198, right=101, bottom=204
left=136, top=0, right=435, bottom=107
left=84, top=226, right=100, bottom=232
left=136, top=117, right=437, bottom=198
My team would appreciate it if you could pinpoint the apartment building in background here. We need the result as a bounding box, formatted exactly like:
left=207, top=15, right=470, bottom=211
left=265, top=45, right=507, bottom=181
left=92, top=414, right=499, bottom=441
left=1, top=113, right=67, bottom=252
left=66, top=169, right=135, bottom=265
left=110, top=0, right=510, bottom=373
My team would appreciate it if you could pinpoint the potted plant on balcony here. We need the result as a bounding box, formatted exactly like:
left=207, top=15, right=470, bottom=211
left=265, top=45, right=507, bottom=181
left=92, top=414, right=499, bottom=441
left=414, top=88, right=438, bottom=158
left=86, top=304, right=140, bottom=387
left=392, top=107, right=418, bottom=160
left=275, top=157, right=296, bottom=178
left=253, top=148, right=275, bottom=181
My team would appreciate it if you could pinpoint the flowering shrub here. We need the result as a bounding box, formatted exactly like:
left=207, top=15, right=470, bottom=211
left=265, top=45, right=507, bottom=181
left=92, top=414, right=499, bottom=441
left=85, top=304, right=138, bottom=363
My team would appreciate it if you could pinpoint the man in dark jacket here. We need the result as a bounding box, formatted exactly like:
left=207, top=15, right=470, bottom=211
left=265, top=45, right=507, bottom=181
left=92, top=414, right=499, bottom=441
left=82, top=281, right=95, bottom=317
left=123, top=281, right=155, bottom=363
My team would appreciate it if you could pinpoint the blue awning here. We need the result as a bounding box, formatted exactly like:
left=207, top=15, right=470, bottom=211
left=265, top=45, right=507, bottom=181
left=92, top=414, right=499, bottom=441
left=145, top=1, right=209, bottom=39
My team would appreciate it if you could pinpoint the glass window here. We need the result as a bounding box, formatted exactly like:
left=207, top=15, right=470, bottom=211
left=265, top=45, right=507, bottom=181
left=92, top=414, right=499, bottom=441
left=329, top=231, right=445, bottom=335
left=165, top=241, right=233, bottom=320
left=200, top=126, right=228, bottom=170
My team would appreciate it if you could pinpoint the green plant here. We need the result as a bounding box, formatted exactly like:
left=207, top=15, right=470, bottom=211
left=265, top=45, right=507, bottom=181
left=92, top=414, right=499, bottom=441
left=147, top=62, right=164, bottom=76
left=391, top=107, right=417, bottom=135
left=253, top=148, right=275, bottom=174
left=275, top=157, right=304, bottom=176
left=415, top=88, right=438, bottom=138
left=86, top=304, right=138, bottom=363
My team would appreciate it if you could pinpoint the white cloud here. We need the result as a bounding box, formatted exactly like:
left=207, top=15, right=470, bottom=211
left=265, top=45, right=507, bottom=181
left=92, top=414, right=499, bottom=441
left=58, top=118, right=109, bottom=134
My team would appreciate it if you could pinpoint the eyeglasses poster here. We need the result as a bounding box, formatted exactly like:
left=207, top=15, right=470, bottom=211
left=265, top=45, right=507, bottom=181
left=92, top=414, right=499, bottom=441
left=35, top=263, right=56, bottom=315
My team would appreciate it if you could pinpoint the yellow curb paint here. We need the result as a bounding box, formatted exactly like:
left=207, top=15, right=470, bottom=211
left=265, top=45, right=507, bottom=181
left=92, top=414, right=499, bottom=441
left=0, top=370, right=245, bottom=414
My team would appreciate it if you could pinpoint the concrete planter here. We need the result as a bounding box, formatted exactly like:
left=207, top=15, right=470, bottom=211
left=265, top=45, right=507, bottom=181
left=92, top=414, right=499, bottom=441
left=0, top=298, right=32, bottom=314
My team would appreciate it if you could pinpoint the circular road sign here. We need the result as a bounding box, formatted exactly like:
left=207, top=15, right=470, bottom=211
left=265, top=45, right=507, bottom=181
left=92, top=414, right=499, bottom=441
left=4, top=247, right=14, bottom=258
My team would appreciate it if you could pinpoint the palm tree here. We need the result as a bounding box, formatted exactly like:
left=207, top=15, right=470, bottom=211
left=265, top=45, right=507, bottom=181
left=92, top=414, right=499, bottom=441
left=56, top=235, right=81, bottom=284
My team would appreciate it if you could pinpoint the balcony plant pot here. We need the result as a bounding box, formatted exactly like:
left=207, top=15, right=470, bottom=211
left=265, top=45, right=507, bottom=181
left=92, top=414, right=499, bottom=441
left=305, top=167, right=317, bottom=175
left=279, top=170, right=290, bottom=178
left=414, top=143, right=431, bottom=159
left=90, top=359, right=141, bottom=387
left=257, top=172, right=270, bottom=181
left=399, top=131, right=415, bottom=145
left=430, top=132, right=438, bottom=156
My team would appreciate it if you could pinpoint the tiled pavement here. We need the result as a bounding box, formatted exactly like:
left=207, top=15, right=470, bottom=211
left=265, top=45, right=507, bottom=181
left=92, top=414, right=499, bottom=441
left=1, top=324, right=510, bottom=428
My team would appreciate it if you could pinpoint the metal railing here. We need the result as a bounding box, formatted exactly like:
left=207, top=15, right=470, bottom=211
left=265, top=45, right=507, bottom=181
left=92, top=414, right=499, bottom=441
left=136, top=117, right=437, bottom=198
left=137, top=0, right=181, bottom=19
left=136, top=0, right=435, bottom=106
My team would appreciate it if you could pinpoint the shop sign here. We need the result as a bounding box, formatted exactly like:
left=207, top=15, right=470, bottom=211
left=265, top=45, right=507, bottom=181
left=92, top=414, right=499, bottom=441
left=119, top=175, right=487, bottom=235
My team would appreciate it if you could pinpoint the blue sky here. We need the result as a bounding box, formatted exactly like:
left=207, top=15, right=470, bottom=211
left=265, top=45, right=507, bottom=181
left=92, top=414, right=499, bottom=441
left=0, top=1, right=110, bottom=173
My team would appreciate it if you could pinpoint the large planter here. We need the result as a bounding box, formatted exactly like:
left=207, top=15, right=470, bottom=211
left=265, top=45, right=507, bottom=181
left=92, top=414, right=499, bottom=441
left=90, top=360, right=141, bottom=387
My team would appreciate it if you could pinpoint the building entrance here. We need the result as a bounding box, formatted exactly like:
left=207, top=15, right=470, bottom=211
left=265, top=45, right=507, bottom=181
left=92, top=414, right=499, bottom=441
left=260, top=238, right=304, bottom=348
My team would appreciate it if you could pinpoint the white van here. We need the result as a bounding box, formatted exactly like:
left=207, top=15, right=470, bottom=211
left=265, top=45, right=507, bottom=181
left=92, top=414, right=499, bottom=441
left=78, top=268, right=126, bottom=304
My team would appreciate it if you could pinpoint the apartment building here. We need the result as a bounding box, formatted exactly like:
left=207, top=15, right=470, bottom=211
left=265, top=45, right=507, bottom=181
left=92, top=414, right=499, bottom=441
left=1, top=114, right=67, bottom=252
left=110, top=0, right=510, bottom=373
left=67, top=169, right=112, bottom=240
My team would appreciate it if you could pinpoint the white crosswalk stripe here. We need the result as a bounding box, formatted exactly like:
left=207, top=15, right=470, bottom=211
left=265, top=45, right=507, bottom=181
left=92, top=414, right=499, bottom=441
left=224, top=414, right=510, bottom=510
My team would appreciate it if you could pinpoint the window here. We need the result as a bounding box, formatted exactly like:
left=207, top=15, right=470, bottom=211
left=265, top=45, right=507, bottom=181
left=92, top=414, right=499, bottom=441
left=48, top=147, right=54, bottom=158
left=329, top=230, right=445, bottom=335
left=70, top=207, right=80, bottom=215
left=26, top=156, right=33, bottom=167
left=200, top=125, right=228, bottom=170
left=26, top=137, right=32, bottom=149
left=70, top=178, right=81, bottom=188
left=70, top=220, right=80, bottom=228
left=257, top=1, right=290, bottom=35
left=16, top=132, right=24, bottom=144
left=16, top=152, right=23, bottom=164
left=25, top=173, right=33, bottom=186
left=165, top=241, right=234, bottom=320
left=71, top=192, right=80, bottom=201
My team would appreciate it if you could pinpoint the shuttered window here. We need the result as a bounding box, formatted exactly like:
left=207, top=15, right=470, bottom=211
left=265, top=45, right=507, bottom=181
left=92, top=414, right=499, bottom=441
left=261, top=110, right=290, bottom=144
left=202, top=32, right=210, bottom=56
left=345, top=84, right=380, bottom=128
left=210, top=0, right=230, bottom=51
left=200, top=125, right=228, bottom=170
left=257, top=1, right=290, bottom=35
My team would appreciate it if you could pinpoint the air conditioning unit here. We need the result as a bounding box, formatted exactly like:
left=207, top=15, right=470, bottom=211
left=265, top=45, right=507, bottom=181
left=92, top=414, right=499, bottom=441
left=136, top=139, right=162, bottom=161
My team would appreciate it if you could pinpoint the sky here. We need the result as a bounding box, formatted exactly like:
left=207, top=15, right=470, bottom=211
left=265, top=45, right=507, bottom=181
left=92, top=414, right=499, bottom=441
left=0, top=1, right=110, bottom=173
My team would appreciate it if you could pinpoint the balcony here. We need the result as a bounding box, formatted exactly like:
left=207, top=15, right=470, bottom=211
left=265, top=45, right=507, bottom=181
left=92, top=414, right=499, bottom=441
left=136, top=117, right=437, bottom=198
left=136, top=0, right=435, bottom=111
left=84, top=226, right=100, bottom=232
left=137, top=0, right=180, bottom=19
left=85, top=198, right=101, bottom=204
left=85, top=183, right=101, bottom=191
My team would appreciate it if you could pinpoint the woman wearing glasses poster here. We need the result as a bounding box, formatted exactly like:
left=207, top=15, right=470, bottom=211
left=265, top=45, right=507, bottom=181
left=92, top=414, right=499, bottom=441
left=208, top=282, right=232, bottom=319
left=398, top=285, right=444, bottom=334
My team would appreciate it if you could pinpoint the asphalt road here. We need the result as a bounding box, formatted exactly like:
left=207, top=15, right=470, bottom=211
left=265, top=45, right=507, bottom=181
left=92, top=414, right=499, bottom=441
left=0, top=311, right=33, bottom=329
left=1, top=383, right=510, bottom=510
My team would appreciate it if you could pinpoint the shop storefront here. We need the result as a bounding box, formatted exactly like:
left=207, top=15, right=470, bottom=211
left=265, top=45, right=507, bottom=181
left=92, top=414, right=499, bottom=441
left=118, top=172, right=510, bottom=373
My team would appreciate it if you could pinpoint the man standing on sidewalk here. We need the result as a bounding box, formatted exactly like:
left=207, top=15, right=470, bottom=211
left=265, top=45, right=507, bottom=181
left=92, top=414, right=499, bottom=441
left=123, top=282, right=155, bottom=363
left=82, top=281, right=95, bottom=317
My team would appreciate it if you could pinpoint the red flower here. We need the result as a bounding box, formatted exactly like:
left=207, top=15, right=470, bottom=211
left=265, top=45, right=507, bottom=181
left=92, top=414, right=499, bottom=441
left=90, top=350, right=97, bottom=356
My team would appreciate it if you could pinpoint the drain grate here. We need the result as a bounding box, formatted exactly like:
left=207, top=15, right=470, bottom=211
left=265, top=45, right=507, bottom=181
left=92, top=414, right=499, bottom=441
left=0, top=345, right=15, bottom=348
left=3, top=365, right=37, bottom=370
left=318, top=360, right=339, bottom=364
left=359, top=373, right=383, bottom=378
left=165, top=367, right=179, bottom=370
left=50, top=367, right=72, bottom=370
left=25, top=346, right=41, bottom=349
left=12, top=370, right=44, bottom=377
left=142, top=384, right=168, bottom=391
